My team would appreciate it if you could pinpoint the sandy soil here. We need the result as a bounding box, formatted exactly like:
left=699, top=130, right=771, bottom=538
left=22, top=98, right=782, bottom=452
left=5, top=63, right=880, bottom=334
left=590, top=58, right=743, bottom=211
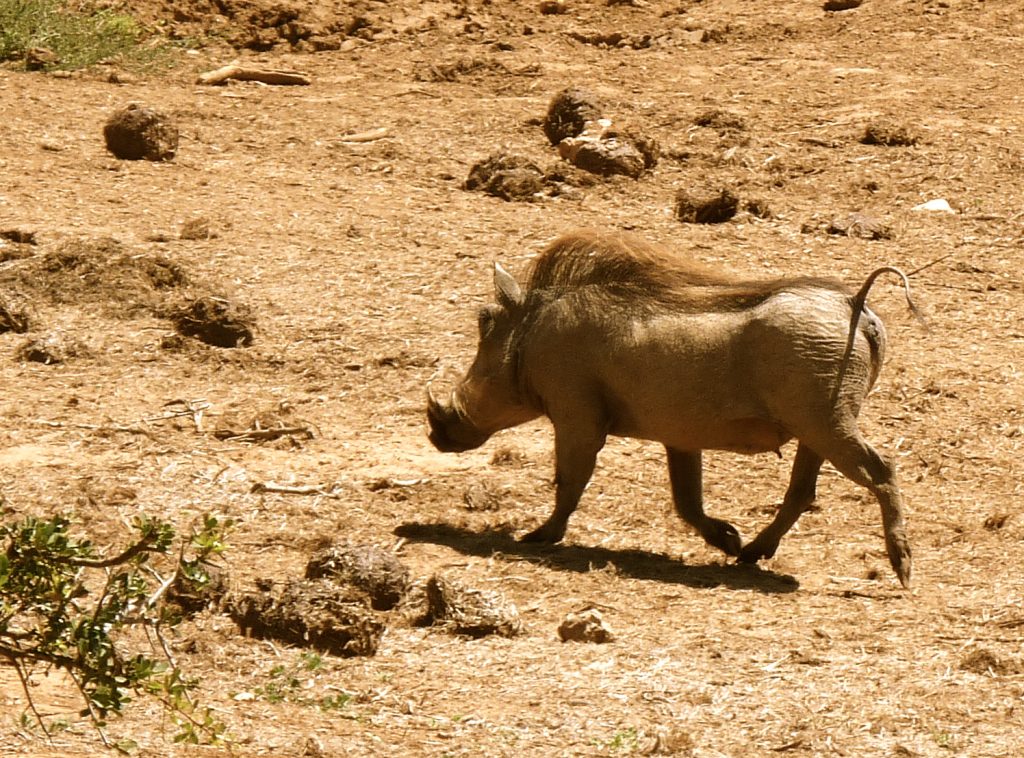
left=2, top=0, right=1023, bottom=755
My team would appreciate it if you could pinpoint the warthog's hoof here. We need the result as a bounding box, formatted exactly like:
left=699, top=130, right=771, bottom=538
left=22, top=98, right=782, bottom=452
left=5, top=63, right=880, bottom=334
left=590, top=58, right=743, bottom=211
left=886, top=533, right=913, bottom=589
left=738, top=538, right=777, bottom=564
left=519, top=523, right=566, bottom=544
left=702, top=518, right=743, bottom=557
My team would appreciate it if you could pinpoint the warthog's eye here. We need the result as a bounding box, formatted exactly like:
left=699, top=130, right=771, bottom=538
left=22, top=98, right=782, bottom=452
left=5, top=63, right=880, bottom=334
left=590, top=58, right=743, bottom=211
left=477, top=305, right=498, bottom=337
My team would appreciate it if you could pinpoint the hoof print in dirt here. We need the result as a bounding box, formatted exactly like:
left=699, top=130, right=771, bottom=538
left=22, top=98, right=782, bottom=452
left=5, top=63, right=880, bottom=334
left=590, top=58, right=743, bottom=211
left=675, top=186, right=740, bottom=224
left=557, top=607, right=614, bottom=644
left=825, top=213, right=893, bottom=240
left=421, top=574, right=522, bottom=638
left=542, top=87, right=605, bottom=145
left=16, top=330, right=85, bottom=364
left=860, top=119, right=920, bottom=147
left=103, top=103, right=179, bottom=161
left=169, top=296, right=255, bottom=348
left=227, top=579, right=384, bottom=657
left=305, top=545, right=411, bottom=611
left=465, top=153, right=547, bottom=202
left=558, top=121, right=658, bottom=179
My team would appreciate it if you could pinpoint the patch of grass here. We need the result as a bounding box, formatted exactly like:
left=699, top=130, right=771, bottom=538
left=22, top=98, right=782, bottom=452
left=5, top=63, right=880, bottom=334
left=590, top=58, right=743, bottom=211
left=0, top=0, right=171, bottom=71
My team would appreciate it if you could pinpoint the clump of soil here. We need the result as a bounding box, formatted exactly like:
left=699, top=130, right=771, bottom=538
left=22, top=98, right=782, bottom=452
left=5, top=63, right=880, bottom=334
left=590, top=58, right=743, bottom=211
left=0, top=229, right=37, bottom=245
left=860, top=119, right=920, bottom=147
left=693, top=109, right=748, bottom=132
left=226, top=579, right=385, bottom=657
left=180, top=217, right=218, bottom=240
left=305, top=545, right=411, bottom=611
left=0, top=237, right=189, bottom=315
left=419, top=574, right=523, bottom=638
left=824, top=0, right=864, bottom=11
left=826, top=213, right=893, bottom=240
left=0, top=293, right=32, bottom=334
left=558, top=608, right=615, bottom=643
left=462, top=482, right=507, bottom=512
left=166, top=564, right=228, bottom=618
left=959, top=647, right=1019, bottom=676
left=16, top=329, right=86, bottom=365
left=675, top=186, right=740, bottom=223
left=464, top=153, right=547, bottom=201
left=167, top=295, right=256, bottom=348
left=542, top=87, right=605, bottom=145
left=558, top=122, right=659, bottom=179
left=103, top=103, right=179, bottom=161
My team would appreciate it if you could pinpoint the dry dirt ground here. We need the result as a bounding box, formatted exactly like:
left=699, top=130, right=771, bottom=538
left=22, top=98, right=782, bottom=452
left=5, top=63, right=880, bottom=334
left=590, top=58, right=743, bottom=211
left=2, top=0, right=1024, bottom=755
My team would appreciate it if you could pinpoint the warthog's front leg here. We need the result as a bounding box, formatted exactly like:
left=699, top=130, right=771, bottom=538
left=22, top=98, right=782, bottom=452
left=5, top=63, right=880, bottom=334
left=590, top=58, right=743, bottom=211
left=665, top=447, right=742, bottom=557
left=520, top=425, right=606, bottom=544
left=740, top=442, right=823, bottom=564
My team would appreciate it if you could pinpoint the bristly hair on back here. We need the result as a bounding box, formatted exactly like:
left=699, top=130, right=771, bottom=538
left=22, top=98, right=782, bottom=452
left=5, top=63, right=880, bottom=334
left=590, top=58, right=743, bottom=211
left=524, top=229, right=849, bottom=313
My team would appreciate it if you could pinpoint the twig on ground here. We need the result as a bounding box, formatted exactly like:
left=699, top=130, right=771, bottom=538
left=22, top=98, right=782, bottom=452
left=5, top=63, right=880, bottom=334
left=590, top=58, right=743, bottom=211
left=250, top=481, right=343, bottom=498
left=213, top=426, right=314, bottom=443
left=197, top=62, right=311, bottom=86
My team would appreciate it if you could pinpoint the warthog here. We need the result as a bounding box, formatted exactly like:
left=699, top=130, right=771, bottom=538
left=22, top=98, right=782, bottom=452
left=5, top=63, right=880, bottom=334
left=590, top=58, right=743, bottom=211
left=427, top=229, right=917, bottom=587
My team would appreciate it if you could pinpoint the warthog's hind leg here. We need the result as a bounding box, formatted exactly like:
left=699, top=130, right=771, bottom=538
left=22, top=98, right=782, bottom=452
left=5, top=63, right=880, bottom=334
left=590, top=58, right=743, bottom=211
left=666, top=447, right=742, bottom=557
left=739, top=443, right=823, bottom=565
left=822, top=437, right=912, bottom=588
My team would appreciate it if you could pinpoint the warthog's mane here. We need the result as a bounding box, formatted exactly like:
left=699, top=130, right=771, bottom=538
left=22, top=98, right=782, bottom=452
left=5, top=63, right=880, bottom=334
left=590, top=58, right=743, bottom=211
left=524, top=229, right=850, bottom=313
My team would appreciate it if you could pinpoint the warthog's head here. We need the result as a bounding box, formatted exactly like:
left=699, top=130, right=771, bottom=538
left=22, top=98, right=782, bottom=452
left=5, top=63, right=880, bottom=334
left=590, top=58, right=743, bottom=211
left=427, top=264, right=540, bottom=453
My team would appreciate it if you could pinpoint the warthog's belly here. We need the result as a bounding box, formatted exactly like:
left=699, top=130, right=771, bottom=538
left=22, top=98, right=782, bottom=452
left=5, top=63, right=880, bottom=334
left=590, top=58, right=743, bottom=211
left=613, top=415, right=792, bottom=455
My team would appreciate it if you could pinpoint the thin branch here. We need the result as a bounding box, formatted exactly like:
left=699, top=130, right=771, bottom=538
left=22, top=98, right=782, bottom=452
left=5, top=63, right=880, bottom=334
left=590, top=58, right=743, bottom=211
left=67, top=533, right=158, bottom=568
left=7, top=656, right=52, bottom=741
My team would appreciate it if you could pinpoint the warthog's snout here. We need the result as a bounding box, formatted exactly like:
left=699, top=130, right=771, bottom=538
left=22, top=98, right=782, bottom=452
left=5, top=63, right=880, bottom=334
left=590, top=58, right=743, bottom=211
left=426, top=387, right=490, bottom=453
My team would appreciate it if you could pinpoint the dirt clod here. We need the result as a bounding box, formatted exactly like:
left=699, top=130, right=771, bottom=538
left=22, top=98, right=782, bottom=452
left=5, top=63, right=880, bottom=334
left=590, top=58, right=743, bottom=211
left=693, top=109, right=747, bottom=132
left=103, top=103, right=179, bottom=161
left=559, top=122, right=659, bottom=179
left=824, top=0, right=864, bottom=10
left=826, top=213, right=893, bottom=240
left=227, top=579, right=385, bottom=657
left=15, top=329, right=85, bottom=364
left=558, top=608, right=615, bottom=643
left=542, top=87, right=605, bottom=146
left=959, top=648, right=1018, bottom=676
left=465, top=153, right=547, bottom=201
left=462, top=482, right=506, bottom=511
left=168, top=296, right=255, bottom=348
left=422, top=575, right=523, bottom=638
left=675, top=186, right=740, bottom=223
left=861, top=120, right=920, bottom=147
left=0, top=293, right=32, bottom=334
left=305, top=545, right=411, bottom=611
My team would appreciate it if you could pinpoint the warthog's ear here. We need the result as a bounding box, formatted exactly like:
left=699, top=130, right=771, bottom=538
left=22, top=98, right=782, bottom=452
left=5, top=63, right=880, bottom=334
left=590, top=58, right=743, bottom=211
left=493, top=263, right=524, bottom=312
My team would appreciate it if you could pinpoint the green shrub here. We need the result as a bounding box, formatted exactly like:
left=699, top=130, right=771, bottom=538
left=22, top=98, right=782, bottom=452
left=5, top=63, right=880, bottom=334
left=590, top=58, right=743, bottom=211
left=0, top=511, right=231, bottom=746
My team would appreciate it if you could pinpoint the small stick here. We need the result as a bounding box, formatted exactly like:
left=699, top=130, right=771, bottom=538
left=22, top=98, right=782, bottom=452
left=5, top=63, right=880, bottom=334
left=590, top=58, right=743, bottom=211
left=213, top=426, right=314, bottom=442
left=337, top=127, right=389, bottom=143
left=197, top=63, right=311, bottom=86
left=250, top=481, right=342, bottom=498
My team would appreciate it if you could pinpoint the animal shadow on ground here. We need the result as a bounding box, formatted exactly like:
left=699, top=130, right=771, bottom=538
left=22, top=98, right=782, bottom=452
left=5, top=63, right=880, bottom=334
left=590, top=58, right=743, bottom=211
left=394, top=522, right=799, bottom=594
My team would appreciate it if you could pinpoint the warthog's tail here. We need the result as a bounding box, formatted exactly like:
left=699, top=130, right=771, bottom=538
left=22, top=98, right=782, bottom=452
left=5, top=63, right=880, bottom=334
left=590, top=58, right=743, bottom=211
left=852, top=266, right=926, bottom=328
left=832, top=266, right=926, bottom=409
